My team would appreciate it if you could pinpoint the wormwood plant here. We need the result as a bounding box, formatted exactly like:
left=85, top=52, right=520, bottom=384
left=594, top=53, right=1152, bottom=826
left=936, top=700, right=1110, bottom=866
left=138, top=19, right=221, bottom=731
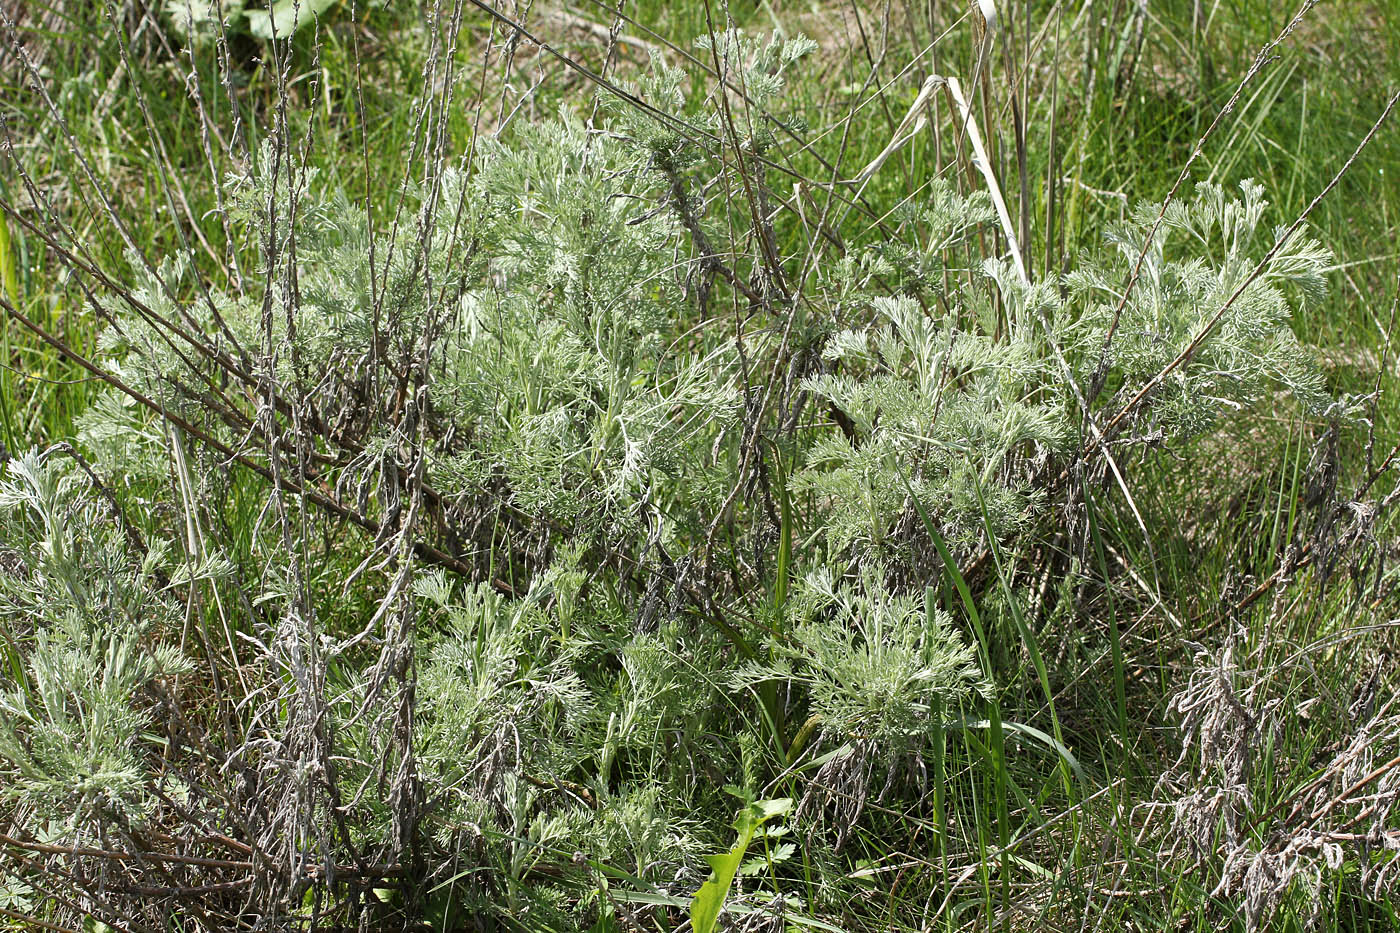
left=0, top=450, right=193, bottom=828
left=0, top=19, right=1384, bottom=932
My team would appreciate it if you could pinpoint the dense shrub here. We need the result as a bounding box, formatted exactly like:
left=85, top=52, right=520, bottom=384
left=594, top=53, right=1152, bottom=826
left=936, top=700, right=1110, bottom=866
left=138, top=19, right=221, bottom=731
left=1, top=13, right=1395, bottom=933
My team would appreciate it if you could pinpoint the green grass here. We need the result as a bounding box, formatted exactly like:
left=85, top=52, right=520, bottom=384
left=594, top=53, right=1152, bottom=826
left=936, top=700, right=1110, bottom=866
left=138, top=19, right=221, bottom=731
left=1, top=0, right=1398, bottom=930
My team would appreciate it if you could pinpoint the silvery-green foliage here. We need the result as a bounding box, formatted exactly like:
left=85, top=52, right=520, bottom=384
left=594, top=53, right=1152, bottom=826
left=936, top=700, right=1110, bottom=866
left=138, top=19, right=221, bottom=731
left=611, top=30, right=816, bottom=164
left=75, top=391, right=166, bottom=485
left=799, top=292, right=1073, bottom=553
left=740, top=568, right=987, bottom=755
left=410, top=564, right=725, bottom=893
left=432, top=118, right=741, bottom=526
left=85, top=119, right=741, bottom=548
left=1068, top=179, right=1331, bottom=436
left=0, top=451, right=190, bottom=831
left=415, top=573, right=595, bottom=793
left=796, top=178, right=1332, bottom=558
left=692, top=30, right=818, bottom=116
left=0, top=616, right=163, bottom=826
left=17, top=32, right=1349, bottom=927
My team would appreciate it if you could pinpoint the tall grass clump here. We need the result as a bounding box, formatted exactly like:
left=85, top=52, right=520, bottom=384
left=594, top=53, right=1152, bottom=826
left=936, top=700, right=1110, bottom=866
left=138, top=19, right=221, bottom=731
left=1, top=0, right=1398, bottom=930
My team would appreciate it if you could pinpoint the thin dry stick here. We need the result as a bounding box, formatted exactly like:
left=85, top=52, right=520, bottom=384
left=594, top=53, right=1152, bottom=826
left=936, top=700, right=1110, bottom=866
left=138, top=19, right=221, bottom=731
left=850, top=73, right=1028, bottom=284
left=944, top=74, right=1027, bottom=286
left=1365, top=281, right=1399, bottom=475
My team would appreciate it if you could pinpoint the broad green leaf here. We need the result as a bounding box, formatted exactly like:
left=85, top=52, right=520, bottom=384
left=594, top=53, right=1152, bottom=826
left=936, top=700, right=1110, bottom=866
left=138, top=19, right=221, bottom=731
left=690, top=799, right=791, bottom=933
left=246, top=0, right=336, bottom=38
left=690, top=839, right=749, bottom=933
